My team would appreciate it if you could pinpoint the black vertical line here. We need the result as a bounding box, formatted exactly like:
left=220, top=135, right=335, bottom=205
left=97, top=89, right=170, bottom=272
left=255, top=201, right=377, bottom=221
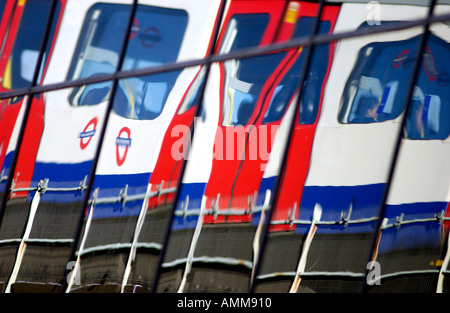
left=361, top=0, right=437, bottom=293
left=61, top=0, right=139, bottom=293
left=249, top=0, right=326, bottom=293
left=0, top=0, right=58, bottom=236
left=151, top=0, right=228, bottom=293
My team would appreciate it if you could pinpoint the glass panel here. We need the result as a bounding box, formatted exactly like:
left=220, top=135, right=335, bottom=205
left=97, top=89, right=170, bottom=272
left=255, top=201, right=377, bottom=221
left=0, top=0, right=125, bottom=292
left=69, top=4, right=188, bottom=121
left=68, top=0, right=221, bottom=293
left=220, top=14, right=272, bottom=126
left=252, top=3, right=339, bottom=293
left=221, top=52, right=285, bottom=126
left=159, top=1, right=289, bottom=292
left=368, top=20, right=450, bottom=293
left=2, top=0, right=59, bottom=89
left=260, top=17, right=331, bottom=126
left=67, top=3, right=129, bottom=108
left=338, top=27, right=420, bottom=124
left=0, top=0, right=61, bottom=194
left=0, top=83, right=108, bottom=293
left=68, top=4, right=130, bottom=81
left=256, top=2, right=432, bottom=293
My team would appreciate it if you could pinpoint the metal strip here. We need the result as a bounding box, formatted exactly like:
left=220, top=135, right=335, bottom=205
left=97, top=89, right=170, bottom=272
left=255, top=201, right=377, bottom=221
left=289, top=203, right=322, bottom=293
left=121, top=184, right=153, bottom=293
left=75, top=242, right=162, bottom=256
left=5, top=180, right=46, bottom=293
left=162, top=256, right=253, bottom=270
left=65, top=188, right=98, bottom=293
left=251, top=190, right=271, bottom=283
left=257, top=271, right=366, bottom=280
left=177, top=195, right=206, bottom=293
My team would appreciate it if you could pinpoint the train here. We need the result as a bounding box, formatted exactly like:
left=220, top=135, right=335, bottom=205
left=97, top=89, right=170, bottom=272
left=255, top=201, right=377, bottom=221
left=0, top=0, right=448, bottom=293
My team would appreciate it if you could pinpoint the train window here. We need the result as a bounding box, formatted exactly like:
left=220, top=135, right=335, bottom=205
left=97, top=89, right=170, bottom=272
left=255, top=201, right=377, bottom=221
left=69, top=4, right=187, bottom=121
left=338, top=31, right=420, bottom=124
left=405, top=34, right=450, bottom=140
left=220, top=14, right=286, bottom=127
left=262, top=17, right=331, bottom=125
left=2, top=0, right=60, bottom=89
left=67, top=4, right=128, bottom=104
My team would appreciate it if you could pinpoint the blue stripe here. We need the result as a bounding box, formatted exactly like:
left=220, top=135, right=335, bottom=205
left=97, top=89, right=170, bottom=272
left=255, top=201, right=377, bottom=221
left=378, top=201, right=447, bottom=253
left=251, top=175, right=277, bottom=226
left=171, top=182, right=206, bottom=231
left=32, top=161, right=93, bottom=184
left=29, top=161, right=153, bottom=218
left=297, top=183, right=386, bottom=232
left=90, top=172, right=151, bottom=218
left=280, top=183, right=446, bottom=251
left=27, top=161, right=94, bottom=203
left=0, top=151, right=14, bottom=193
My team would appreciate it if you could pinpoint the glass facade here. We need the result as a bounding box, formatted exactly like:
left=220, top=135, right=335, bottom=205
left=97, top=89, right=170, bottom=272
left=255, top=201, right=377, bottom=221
left=0, top=0, right=447, bottom=294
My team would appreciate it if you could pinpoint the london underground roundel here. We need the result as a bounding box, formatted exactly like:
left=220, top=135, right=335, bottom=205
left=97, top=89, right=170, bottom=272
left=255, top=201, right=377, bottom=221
left=116, top=127, right=132, bottom=166
left=79, top=117, right=98, bottom=150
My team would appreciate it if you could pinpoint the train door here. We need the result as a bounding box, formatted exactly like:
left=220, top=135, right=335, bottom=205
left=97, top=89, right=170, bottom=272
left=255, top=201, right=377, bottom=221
left=252, top=1, right=340, bottom=292
left=159, top=0, right=290, bottom=293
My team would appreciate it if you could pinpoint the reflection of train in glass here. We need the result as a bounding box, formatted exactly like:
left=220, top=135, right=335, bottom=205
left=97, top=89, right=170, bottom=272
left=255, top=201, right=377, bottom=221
left=0, top=0, right=447, bottom=293
left=0, top=0, right=65, bottom=197
left=255, top=2, right=450, bottom=293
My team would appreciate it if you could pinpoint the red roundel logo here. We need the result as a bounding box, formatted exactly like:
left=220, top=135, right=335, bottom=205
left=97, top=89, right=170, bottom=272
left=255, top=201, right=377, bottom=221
left=116, top=127, right=132, bottom=166
left=129, top=17, right=139, bottom=40
left=393, top=49, right=409, bottom=68
left=79, top=117, right=98, bottom=150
